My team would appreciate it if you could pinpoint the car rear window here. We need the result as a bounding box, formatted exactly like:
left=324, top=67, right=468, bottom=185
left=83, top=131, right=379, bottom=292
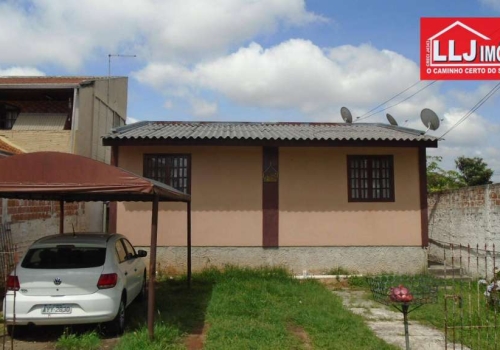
left=21, top=246, right=106, bottom=269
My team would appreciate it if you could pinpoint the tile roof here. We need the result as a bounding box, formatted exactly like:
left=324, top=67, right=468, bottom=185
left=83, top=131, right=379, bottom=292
left=0, top=76, right=124, bottom=86
left=104, top=121, right=439, bottom=143
left=0, top=136, right=25, bottom=155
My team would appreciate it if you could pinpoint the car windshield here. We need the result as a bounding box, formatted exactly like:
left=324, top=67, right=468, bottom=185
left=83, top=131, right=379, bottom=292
left=21, top=246, right=106, bottom=269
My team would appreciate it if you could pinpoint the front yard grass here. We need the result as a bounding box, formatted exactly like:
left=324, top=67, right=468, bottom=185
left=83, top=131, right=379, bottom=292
left=116, top=266, right=397, bottom=349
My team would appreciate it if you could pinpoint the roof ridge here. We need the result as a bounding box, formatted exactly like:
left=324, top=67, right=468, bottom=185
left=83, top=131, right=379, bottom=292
left=151, top=121, right=347, bottom=126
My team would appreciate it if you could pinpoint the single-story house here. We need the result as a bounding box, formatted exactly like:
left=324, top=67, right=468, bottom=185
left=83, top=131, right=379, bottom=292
left=102, top=121, right=438, bottom=274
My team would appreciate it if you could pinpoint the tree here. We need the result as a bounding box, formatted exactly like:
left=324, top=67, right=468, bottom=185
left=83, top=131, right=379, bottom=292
left=455, top=156, right=493, bottom=186
left=427, top=156, right=464, bottom=193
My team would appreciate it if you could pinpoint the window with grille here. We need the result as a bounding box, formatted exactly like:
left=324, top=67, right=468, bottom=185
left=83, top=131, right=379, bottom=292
left=143, top=154, right=191, bottom=194
left=347, top=155, right=394, bottom=202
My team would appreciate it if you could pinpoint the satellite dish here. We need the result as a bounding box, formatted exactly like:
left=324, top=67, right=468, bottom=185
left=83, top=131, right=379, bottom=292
left=420, top=108, right=440, bottom=131
left=386, top=113, right=398, bottom=126
left=340, top=107, right=353, bottom=123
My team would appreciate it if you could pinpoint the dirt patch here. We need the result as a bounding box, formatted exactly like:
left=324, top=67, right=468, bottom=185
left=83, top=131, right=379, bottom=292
left=184, top=323, right=209, bottom=350
left=318, top=278, right=350, bottom=289
left=287, top=324, right=312, bottom=349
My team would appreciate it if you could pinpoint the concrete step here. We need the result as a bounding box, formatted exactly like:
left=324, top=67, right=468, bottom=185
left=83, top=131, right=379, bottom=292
left=428, top=264, right=463, bottom=277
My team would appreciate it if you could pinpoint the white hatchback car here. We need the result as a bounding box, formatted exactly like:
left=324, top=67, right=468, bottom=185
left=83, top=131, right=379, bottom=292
left=3, top=233, right=147, bottom=335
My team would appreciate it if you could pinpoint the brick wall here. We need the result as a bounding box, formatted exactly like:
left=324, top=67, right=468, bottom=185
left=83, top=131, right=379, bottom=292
left=1, top=200, right=88, bottom=256
left=428, top=184, right=500, bottom=246
left=0, top=130, right=71, bottom=152
left=6, top=200, right=81, bottom=223
left=428, top=184, right=500, bottom=275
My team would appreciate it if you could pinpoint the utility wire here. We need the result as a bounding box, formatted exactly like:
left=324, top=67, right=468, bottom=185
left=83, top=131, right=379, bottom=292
left=357, top=80, right=437, bottom=122
left=357, top=80, right=422, bottom=118
left=440, top=82, right=500, bottom=139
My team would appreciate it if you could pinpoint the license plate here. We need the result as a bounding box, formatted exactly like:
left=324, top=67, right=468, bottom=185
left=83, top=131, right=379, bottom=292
left=42, top=304, right=72, bottom=314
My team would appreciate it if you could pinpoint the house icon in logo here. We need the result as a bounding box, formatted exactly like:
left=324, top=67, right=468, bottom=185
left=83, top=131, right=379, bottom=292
left=428, top=21, right=490, bottom=66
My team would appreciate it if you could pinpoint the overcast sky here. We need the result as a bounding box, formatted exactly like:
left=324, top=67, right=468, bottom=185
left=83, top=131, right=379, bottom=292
left=1, top=0, right=500, bottom=181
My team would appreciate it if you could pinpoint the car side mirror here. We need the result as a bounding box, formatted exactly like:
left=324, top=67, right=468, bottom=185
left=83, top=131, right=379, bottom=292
left=137, top=250, right=147, bottom=258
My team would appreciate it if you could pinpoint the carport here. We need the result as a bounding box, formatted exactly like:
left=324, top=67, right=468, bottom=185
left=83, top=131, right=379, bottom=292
left=0, top=151, right=192, bottom=340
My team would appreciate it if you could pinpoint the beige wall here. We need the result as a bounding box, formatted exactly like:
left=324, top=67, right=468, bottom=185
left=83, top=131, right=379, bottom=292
left=0, top=130, right=71, bottom=152
left=73, top=86, right=93, bottom=158
left=279, top=147, right=421, bottom=246
left=117, top=146, right=263, bottom=247
left=75, top=78, right=128, bottom=163
left=116, top=145, right=422, bottom=248
left=94, top=78, right=128, bottom=118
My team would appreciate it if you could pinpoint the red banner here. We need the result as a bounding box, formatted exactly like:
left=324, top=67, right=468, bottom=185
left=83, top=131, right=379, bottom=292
left=421, top=18, right=500, bottom=80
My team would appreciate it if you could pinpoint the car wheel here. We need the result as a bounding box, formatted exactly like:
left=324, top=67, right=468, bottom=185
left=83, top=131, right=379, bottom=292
left=137, top=272, right=147, bottom=302
left=108, top=297, right=126, bottom=335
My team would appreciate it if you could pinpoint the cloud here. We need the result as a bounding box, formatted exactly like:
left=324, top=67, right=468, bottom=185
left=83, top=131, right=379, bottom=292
left=429, top=145, right=500, bottom=183
left=191, top=98, right=218, bottom=118
left=164, top=100, right=173, bottom=109
left=134, top=40, right=438, bottom=118
left=447, top=83, right=500, bottom=109
left=479, top=0, right=500, bottom=10
left=0, top=0, right=323, bottom=70
left=426, top=109, right=500, bottom=182
left=0, top=66, right=45, bottom=76
left=126, top=116, right=139, bottom=124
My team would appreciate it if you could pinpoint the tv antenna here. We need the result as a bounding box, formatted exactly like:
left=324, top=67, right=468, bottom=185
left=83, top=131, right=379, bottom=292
left=420, top=108, right=440, bottom=132
left=340, top=107, right=353, bottom=123
left=108, top=54, right=136, bottom=77
left=107, top=53, right=136, bottom=103
left=386, top=113, right=398, bottom=126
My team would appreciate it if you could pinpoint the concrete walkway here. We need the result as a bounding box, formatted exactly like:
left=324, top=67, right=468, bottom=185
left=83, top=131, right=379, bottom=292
left=333, top=290, right=469, bottom=350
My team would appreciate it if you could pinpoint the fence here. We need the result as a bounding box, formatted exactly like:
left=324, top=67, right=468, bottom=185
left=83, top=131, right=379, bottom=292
left=0, top=223, right=15, bottom=294
left=429, top=239, right=500, bottom=350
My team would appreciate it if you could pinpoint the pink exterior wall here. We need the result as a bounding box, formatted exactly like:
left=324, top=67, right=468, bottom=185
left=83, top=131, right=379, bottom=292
left=116, top=145, right=422, bottom=247
left=117, top=146, right=262, bottom=246
left=279, top=147, right=421, bottom=246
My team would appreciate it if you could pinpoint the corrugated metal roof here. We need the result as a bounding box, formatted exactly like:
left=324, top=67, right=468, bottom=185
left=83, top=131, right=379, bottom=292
left=103, top=121, right=439, bottom=143
left=12, top=113, right=67, bottom=131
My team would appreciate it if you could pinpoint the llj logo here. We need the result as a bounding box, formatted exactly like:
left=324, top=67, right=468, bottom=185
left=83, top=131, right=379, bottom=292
left=420, top=18, right=500, bottom=80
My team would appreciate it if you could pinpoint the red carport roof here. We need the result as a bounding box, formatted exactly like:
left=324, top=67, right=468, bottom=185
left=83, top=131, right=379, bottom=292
left=0, top=152, right=190, bottom=202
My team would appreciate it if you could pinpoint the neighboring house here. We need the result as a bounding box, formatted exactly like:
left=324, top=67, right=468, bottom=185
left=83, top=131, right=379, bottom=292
left=103, top=121, right=438, bottom=274
left=0, top=76, right=128, bottom=252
